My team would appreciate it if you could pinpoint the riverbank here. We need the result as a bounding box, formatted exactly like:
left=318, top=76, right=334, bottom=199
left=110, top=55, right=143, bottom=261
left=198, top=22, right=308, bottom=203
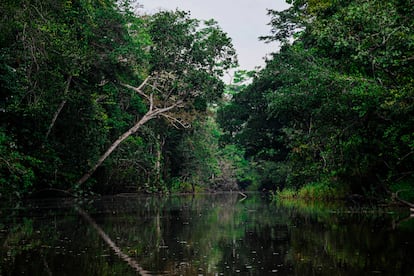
left=273, top=180, right=414, bottom=210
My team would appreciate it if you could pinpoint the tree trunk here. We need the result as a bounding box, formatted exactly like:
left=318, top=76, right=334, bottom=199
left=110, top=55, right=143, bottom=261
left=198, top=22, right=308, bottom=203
left=154, top=135, right=165, bottom=184
left=45, top=75, right=72, bottom=140
left=77, top=99, right=180, bottom=186
left=77, top=112, right=154, bottom=186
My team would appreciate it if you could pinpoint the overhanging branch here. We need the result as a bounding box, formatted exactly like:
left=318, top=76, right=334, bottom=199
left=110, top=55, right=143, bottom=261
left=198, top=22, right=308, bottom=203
left=120, top=77, right=150, bottom=101
left=160, top=113, right=190, bottom=129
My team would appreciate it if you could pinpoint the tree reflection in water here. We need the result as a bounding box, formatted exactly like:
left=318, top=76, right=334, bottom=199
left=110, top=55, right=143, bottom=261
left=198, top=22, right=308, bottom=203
left=1, top=194, right=414, bottom=275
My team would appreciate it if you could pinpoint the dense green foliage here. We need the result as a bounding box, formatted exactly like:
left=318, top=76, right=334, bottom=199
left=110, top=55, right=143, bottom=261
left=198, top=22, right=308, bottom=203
left=218, top=0, right=414, bottom=197
left=2, top=0, right=413, bottom=200
left=0, top=0, right=238, bottom=198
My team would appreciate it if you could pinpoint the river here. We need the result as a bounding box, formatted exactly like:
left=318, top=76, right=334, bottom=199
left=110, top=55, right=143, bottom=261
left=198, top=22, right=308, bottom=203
left=1, top=193, right=413, bottom=275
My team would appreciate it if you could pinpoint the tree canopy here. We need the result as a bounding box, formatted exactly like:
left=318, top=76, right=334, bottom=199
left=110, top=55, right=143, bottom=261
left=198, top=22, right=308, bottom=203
left=1, top=0, right=413, bottom=200
left=0, top=0, right=238, bottom=198
left=219, top=0, right=414, bottom=197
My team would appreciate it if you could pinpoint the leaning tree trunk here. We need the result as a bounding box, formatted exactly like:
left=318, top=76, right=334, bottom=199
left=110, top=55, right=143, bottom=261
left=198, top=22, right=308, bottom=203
left=77, top=99, right=180, bottom=186
left=77, top=112, right=152, bottom=185
left=77, top=75, right=186, bottom=186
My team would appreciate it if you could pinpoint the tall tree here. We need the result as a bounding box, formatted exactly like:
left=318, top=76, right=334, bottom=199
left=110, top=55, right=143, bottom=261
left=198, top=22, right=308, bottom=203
left=77, top=11, right=237, bottom=186
left=220, top=0, right=414, bottom=194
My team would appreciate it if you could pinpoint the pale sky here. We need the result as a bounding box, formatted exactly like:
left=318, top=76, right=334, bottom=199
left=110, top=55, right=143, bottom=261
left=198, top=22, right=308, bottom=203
left=137, top=0, right=290, bottom=78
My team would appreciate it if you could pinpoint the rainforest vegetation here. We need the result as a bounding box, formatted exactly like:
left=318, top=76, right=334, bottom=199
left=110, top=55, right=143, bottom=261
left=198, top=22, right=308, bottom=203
left=1, top=0, right=413, bottom=201
left=219, top=0, right=414, bottom=201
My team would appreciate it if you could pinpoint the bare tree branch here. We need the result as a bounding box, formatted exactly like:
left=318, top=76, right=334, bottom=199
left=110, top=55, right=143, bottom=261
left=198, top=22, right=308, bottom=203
left=160, top=113, right=190, bottom=129
left=120, top=77, right=150, bottom=100
left=149, top=93, right=154, bottom=111
left=398, top=151, right=414, bottom=164
left=394, top=190, right=414, bottom=208
left=77, top=80, right=184, bottom=185
left=146, top=83, right=165, bottom=94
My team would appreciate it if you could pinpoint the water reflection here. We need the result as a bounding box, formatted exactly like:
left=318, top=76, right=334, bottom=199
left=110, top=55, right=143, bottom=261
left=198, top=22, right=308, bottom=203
left=1, top=193, right=413, bottom=275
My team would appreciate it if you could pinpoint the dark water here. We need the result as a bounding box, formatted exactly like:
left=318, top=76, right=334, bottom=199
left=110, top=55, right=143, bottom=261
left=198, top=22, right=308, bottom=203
left=1, top=193, right=414, bottom=275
